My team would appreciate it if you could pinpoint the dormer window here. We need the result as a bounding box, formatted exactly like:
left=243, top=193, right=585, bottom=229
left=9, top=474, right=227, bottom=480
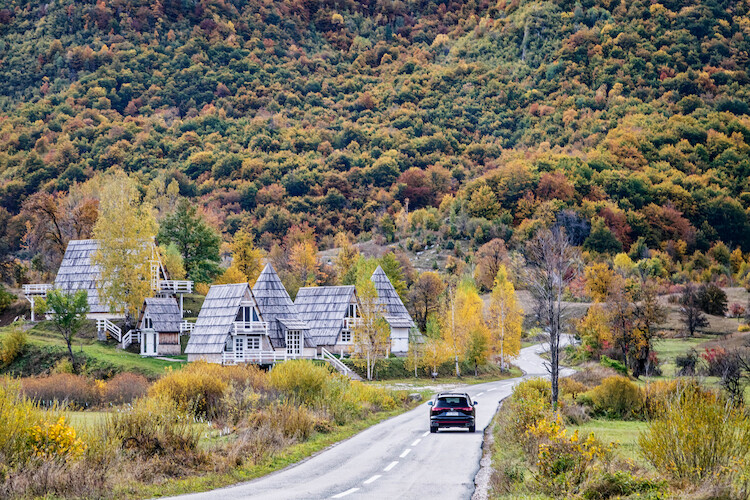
left=346, top=303, right=357, bottom=318
left=235, top=305, right=259, bottom=323
left=144, top=315, right=153, bottom=330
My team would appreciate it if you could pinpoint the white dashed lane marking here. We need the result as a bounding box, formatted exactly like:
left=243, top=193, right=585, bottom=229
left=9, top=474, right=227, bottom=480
left=363, top=475, right=381, bottom=485
left=384, top=461, right=398, bottom=472
left=421, top=431, right=430, bottom=437
left=331, top=488, right=359, bottom=498
left=400, top=449, right=411, bottom=458
left=487, top=387, right=496, bottom=391
left=476, top=392, right=484, bottom=396
left=411, top=438, right=421, bottom=446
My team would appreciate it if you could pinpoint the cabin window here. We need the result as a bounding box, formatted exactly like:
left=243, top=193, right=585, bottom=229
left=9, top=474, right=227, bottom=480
left=235, top=306, right=259, bottom=323
left=340, top=330, right=352, bottom=343
left=234, top=337, right=244, bottom=354
left=225, top=336, right=234, bottom=351
left=346, top=303, right=357, bottom=318
left=143, top=315, right=153, bottom=330
left=287, top=330, right=301, bottom=355
left=247, top=336, right=261, bottom=350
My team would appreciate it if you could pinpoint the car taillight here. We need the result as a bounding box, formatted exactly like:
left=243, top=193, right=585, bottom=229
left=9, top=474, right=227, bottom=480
left=432, top=407, right=447, bottom=412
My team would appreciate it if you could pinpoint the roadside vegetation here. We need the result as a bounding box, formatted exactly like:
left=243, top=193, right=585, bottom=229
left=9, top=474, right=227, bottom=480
left=0, top=360, right=414, bottom=499
left=490, top=371, right=750, bottom=499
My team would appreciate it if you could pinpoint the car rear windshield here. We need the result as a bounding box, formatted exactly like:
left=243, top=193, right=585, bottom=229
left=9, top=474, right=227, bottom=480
left=436, top=396, right=469, bottom=407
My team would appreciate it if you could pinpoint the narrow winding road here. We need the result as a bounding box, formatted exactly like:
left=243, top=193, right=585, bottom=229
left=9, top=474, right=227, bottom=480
left=174, top=339, right=575, bottom=500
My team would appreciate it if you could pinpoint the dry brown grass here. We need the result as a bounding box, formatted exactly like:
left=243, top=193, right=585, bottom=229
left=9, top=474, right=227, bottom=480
left=569, top=363, right=620, bottom=388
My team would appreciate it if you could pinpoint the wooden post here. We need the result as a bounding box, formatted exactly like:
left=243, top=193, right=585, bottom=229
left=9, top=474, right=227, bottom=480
left=30, top=296, right=35, bottom=322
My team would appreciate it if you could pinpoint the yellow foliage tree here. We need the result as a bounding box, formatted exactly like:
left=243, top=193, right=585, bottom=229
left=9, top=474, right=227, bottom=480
left=488, top=265, right=523, bottom=370
left=440, top=280, right=484, bottom=377
left=289, top=240, right=319, bottom=288
left=93, top=171, right=157, bottom=323
left=576, top=304, right=612, bottom=359
left=352, top=279, right=390, bottom=381
left=230, top=229, right=264, bottom=285
left=613, top=252, right=636, bottom=274
left=160, top=243, right=186, bottom=279
left=420, top=336, right=451, bottom=378
left=584, top=262, right=616, bottom=303
left=213, top=265, right=248, bottom=285
left=334, top=232, right=359, bottom=284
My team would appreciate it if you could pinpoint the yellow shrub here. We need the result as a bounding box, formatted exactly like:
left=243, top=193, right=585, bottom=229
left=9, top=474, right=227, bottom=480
left=28, top=416, right=86, bottom=459
left=268, top=360, right=330, bottom=405
left=739, top=324, right=750, bottom=332
left=586, top=376, right=643, bottom=419
left=0, top=379, right=84, bottom=468
left=149, top=364, right=228, bottom=417
left=639, top=389, right=750, bottom=483
left=0, top=324, right=26, bottom=366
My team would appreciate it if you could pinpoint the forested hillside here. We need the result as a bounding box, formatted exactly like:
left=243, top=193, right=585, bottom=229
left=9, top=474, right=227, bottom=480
left=1, top=0, right=750, bottom=278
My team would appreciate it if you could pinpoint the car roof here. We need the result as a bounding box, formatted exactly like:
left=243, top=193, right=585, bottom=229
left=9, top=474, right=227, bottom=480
left=436, top=392, right=470, bottom=398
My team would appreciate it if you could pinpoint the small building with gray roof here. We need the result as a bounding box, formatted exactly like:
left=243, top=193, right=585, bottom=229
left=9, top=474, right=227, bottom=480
left=294, top=285, right=361, bottom=354
left=371, top=266, right=418, bottom=355
left=136, top=297, right=183, bottom=356
left=252, top=264, right=316, bottom=358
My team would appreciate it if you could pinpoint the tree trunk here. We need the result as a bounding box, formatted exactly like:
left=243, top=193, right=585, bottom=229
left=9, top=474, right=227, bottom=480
left=455, top=354, right=460, bottom=378
left=64, top=332, right=77, bottom=373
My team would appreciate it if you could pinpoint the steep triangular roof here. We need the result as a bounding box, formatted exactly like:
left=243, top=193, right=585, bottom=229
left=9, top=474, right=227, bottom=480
left=185, top=283, right=261, bottom=354
left=371, top=265, right=416, bottom=329
left=294, top=286, right=357, bottom=346
left=139, top=297, right=181, bottom=333
left=252, top=264, right=312, bottom=349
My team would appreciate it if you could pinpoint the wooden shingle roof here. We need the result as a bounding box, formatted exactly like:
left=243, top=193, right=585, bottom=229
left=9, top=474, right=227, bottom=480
left=294, top=286, right=356, bottom=346
left=371, top=265, right=416, bottom=329
left=140, top=298, right=181, bottom=333
left=185, top=283, right=256, bottom=355
left=54, top=239, right=109, bottom=313
left=252, top=264, right=312, bottom=348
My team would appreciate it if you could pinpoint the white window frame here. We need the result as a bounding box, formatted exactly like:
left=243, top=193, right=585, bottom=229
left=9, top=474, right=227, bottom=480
left=143, top=315, right=153, bottom=330
left=286, top=330, right=301, bottom=355
left=247, top=335, right=261, bottom=350
left=340, top=330, right=352, bottom=343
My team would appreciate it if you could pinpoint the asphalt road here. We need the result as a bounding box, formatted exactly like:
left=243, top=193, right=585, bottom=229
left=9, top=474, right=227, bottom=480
left=173, top=339, right=575, bottom=500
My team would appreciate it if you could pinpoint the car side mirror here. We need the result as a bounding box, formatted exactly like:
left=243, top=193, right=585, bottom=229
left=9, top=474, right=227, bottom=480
left=427, top=401, right=434, bottom=406
left=473, top=401, right=478, bottom=405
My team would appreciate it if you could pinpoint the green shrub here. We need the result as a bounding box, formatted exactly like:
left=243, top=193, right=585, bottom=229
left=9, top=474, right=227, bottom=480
left=582, top=470, right=665, bottom=500
left=0, top=323, right=26, bottom=366
left=599, top=356, right=627, bottom=375
left=585, top=376, right=643, bottom=419
left=0, top=285, right=15, bottom=315
left=639, top=389, right=750, bottom=484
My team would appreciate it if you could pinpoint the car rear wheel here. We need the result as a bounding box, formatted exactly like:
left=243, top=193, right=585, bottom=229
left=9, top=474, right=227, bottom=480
left=430, top=426, right=437, bottom=433
left=469, top=425, right=475, bottom=433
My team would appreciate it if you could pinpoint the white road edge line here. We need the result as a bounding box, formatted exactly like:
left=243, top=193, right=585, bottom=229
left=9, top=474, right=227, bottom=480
left=363, top=475, right=381, bottom=485
left=331, top=487, right=359, bottom=498
left=400, top=449, right=411, bottom=458
left=411, top=438, right=421, bottom=446
left=421, top=431, right=430, bottom=437
left=384, top=461, right=399, bottom=472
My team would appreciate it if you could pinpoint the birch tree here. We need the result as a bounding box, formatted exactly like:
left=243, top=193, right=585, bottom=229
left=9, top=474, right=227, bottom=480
left=352, top=279, right=390, bottom=381
left=525, top=228, right=580, bottom=408
left=440, top=280, right=484, bottom=377
left=488, top=265, right=523, bottom=370
left=93, top=171, right=157, bottom=325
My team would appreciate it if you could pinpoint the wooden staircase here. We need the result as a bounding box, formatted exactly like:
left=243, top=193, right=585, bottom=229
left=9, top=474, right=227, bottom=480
left=320, top=348, right=362, bottom=381
left=96, top=319, right=137, bottom=349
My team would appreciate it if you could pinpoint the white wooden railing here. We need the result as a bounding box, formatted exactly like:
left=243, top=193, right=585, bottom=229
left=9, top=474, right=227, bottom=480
left=180, top=321, right=194, bottom=334
left=344, top=317, right=362, bottom=330
left=158, top=279, right=194, bottom=293
left=97, top=318, right=122, bottom=341
left=233, top=321, right=268, bottom=334
left=222, top=350, right=298, bottom=365
left=321, top=348, right=358, bottom=379
left=22, top=284, right=53, bottom=296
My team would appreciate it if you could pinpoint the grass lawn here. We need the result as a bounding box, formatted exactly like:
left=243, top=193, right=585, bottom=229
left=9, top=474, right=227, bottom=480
left=569, top=419, right=649, bottom=465
left=0, top=324, right=183, bottom=378
left=651, top=337, right=710, bottom=378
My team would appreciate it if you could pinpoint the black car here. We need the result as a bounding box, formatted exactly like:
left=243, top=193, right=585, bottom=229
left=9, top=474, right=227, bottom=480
left=428, top=392, right=477, bottom=433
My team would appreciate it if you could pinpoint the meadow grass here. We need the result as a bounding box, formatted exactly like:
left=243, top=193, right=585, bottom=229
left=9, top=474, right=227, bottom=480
left=568, top=419, right=649, bottom=464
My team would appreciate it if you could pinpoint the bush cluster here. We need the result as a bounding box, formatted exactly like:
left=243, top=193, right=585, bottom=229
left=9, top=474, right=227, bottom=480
left=21, top=372, right=148, bottom=409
